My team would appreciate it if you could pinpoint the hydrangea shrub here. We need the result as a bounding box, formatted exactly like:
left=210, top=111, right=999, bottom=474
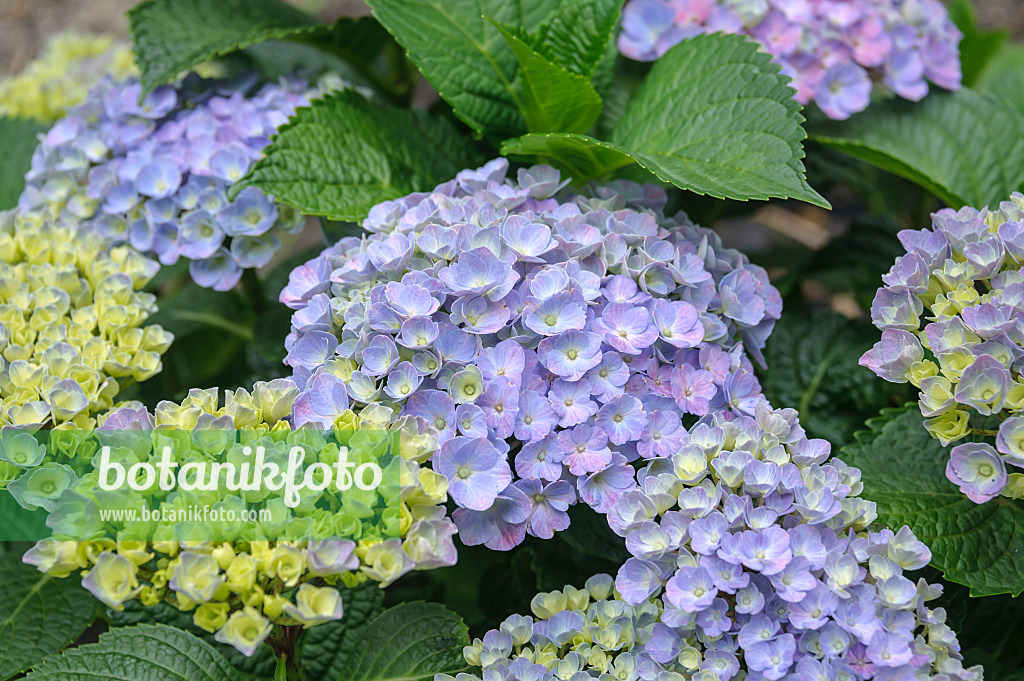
left=617, top=0, right=963, bottom=119
left=0, top=0, right=1010, bottom=674
left=0, top=32, right=135, bottom=123
left=446, top=405, right=982, bottom=681
left=280, top=159, right=781, bottom=548
left=861, top=192, right=1024, bottom=504
left=19, top=74, right=315, bottom=290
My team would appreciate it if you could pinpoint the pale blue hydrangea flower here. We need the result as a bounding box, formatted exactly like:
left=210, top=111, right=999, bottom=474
left=280, top=159, right=782, bottom=548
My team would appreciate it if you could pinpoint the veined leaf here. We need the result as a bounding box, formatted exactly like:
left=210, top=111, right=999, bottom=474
left=505, top=34, right=827, bottom=206
left=492, top=21, right=602, bottom=134
left=812, top=88, right=1024, bottom=209
left=842, top=406, right=1024, bottom=596
left=610, top=33, right=826, bottom=207
left=301, top=583, right=386, bottom=681
left=530, top=0, right=622, bottom=77
left=130, top=0, right=385, bottom=95
left=130, top=0, right=315, bottom=92
left=233, top=92, right=483, bottom=221
left=0, top=553, right=98, bottom=680
left=760, top=311, right=906, bottom=445
left=23, top=623, right=244, bottom=681
left=366, top=0, right=555, bottom=136
left=501, top=132, right=636, bottom=182
left=337, top=602, right=470, bottom=681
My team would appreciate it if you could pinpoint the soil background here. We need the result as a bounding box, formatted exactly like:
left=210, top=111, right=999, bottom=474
left=2, top=0, right=1022, bottom=76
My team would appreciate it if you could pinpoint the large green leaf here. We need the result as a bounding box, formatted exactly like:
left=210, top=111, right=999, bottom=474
left=24, top=623, right=243, bottom=681
left=492, top=21, right=602, bottom=134
left=337, top=602, right=470, bottom=681
left=610, top=32, right=826, bottom=206
left=234, top=92, right=483, bottom=222
left=301, top=583, right=386, bottom=681
left=760, top=311, right=904, bottom=446
left=0, top=118, right=45, bottom=211
left=108, top=600, right=277, bottom=679
left=130, top=0, right=315, bottom=92
left=0, top=553, right=98, bottom=680
left=977, top=64, right=1024, bottom=123
left=366, top=0, right=555, bottom=136
left=502, top=132, right=637, bottom=182
left=130, top=0, right=391, bottom=95
left=812, top=88, right=1024, bottom=209
left=841, top=406, right=1024, bottom=596
left=529, top=0, right=621, bottom=77
left=505, top=33, right=828, bottom=206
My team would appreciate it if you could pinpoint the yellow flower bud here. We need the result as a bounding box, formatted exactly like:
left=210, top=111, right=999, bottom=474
left=924, top=409, right=970, bottom=446
left=81, top=552, right=141, bottom=610
left=214, top=606, right=272, bottom=657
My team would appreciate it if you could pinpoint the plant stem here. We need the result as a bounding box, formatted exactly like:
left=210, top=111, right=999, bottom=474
left=267, top=626, right=306, bottom=681
left=969, top=428, right=999, bottom=437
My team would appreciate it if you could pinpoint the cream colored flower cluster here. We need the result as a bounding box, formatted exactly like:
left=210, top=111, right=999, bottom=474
left=23, top=382, right=458, bottom=657
left=0, top=208, right=171, bottom=429
left=0, top=32, right=135, bottom=122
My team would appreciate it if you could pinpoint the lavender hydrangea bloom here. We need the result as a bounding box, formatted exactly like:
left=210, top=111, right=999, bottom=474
left=280, top=159, right=782, bottom=547
left=946, top=442, right=1007, bottom=503
left=20, top=72, right=324, bottom=288
left=448, top=405, right=982, bottom=681
left=618, top=0, right=962, bottom=120
left=866, top=192, right=1024, bottom=503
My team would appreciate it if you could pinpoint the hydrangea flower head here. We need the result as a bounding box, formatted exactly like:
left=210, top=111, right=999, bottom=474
left=18, top=72, right=327, bottom=289
left=20, top=379, right=457, bottom=657
left=618, top=0, right=962, bottom=120
left=0, top=208, right=171, bottom=427
left=445, top=406, right=982, bottom=681
left=863, top=192, right=1024, bottom=503
left=0, top=32, right=135, bottom=122
left=281, top=158, right=782, bottom=549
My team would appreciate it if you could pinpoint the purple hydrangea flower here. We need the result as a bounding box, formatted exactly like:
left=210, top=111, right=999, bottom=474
left=22, top=73, right=316, bottom=288
left=435, top=437, right=513, bottom=511
left=867, top=193, right=1024, bottom=504
left=280, top=159, right=782, bottom=547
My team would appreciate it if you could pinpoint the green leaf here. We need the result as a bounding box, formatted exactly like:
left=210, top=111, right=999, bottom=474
left=610, top=33, right=826, bottom=207
left=23, top=623, right=244, bottom=681
left=301, top=583, right=386, bottom=681
left=0, top=552, right=98, bottom=680
left=234, top=92, right=483, bottom=222
left=977, top=65, right=1024, bottom=124
left=760, top=311, right=908, bottom=445
left=129, top=0, right=318, bottom=93
left=337, top=602, right=470, bottom=681
left=107, top=600, right=277, bottom=680
left=501, top=132, right=636, bottom=182
left=491, top=21, right=602, bottom=134
left=0, top=493, right=49, bottom=542
left=841, top=406, right=1024, bottom=596
left=529, top=0, right=621, bottom=77
left=812, top=88, right=1024, bottom=209
left=0, top=118, right=46, bottom=210
left=366, top=0, right=554, bottom=136
left=505, top=34, right=828, bottom=206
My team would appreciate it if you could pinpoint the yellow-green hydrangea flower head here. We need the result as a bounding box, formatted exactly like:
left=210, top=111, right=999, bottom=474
left=0, top=32, right=135, bottom=122
left=22, top=381, right=457, bottom=657
left=0, top=208, right=172, bottom=427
